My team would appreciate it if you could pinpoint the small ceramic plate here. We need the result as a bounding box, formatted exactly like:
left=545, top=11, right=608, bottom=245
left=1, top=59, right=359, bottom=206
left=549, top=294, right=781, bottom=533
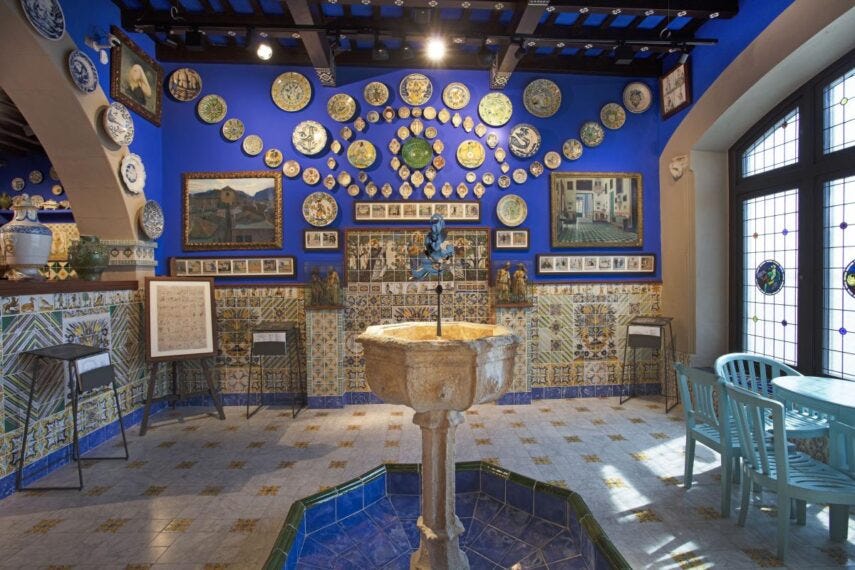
left=367, top=110, right=380, bottom=123
left=328, top=93, right=357, bottom=122
left=347, top=184, right=360, bottom=197
left=425, top=126, right=438, bottom=139
left=264, top=148, right=283, bottom=168
left=22, top=0, right=65, bottom=41
left=544, top=151, right=562, bottom=169
left=452, top=112, right=463, bottom=128
left=411, top=170, right=424, bottom=187
left=397, top=126, right=411, bottom=141
left=500, top=162, right=510, bottom=174
left=486, top=133, right=499, bottom=149
left=512, top=168, right=528, bottom=184
left=331, top=140, right=342, bottom=154
left=456, top=183, right=468, bottom=199
left=323, top=174, right=336, bottom=190
left=423, top=106, right=437, bottom=121
left=302, top=167, right=320, bottom=185
left=365, top=182, right=378, bottom=197
left=496, top=194, right=527, bottom=227
left=138, top=200, right=164, bottom=240
left=410, top=118, right=424, bottom=136
left=302, top=192, right=338, bottom=227
left=51, top=184, right=63, bottom=196
left=383, top=106, right=396, bottom=123
left=442, top=82, right=470, bottom=110
left=120, top=152, right=146, bottom=194
left=432, top=139, right=445, bottom=154
left=243, top=134, right=263, bottom=156
left=347, top=140, right=377, bottom=169
left=438, top=108, right=451, bottom=124
left=463, top=116, right=474, bottom=132
left=103, top=102, right=135, bottom=145
left=68, top=49, right=98, bottom=93
left=337, top=171, right=352, bottom=187
left=482, top=172, right=495, bottom=185
left=389, top=139, right=401, bottom=154
left=364, top=81, right=390, bottom=106
left=381, top=183, right=394, bottom=198
left=28, top=170, right=43, bottom=184
left=398, top=107, right=411, bottom=119
left=340, top=126, right=353, bottom=141
left=11, top=177, right=25, bottom=191
left=529, top=161, right=544, bottom=178
left=423, top=182, right=436, bottom=199
left=411, top=107, right=422, bottom=118
left=498, top=175, right=511, bottom=189
left=440, top=182, right=453, bottom=198
left=473, top=182, right=486, bottom=199
left=222, top=118, right=245, bottom=141
left=168, top=67, right=202, bottom=102
left=457, top=140, right=485, bottom=169
left=495, top=147, right=507, bottom=162
left=399, top=182, right=413, bottom=199
left=327, top=157, right=337, bottom=170
left=465, top=172, right=477, bottom=183
left=197, top=94, right=227, bottom=124
left=283, top=160, right=301, bottom=178
left=600, top=103, right=627, bottom=130
left=432, top=156, right=446, bottom=170
left=623, top=82, right=653, bottom=114
left=354, top=117, right=366, bottom=132
left=580, top=121, right=605, bottom=147
left=563, top=139, right=583, bottom=160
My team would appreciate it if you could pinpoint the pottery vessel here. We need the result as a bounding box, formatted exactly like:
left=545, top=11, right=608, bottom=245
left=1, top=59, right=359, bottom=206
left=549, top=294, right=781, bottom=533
left=0, top=195, right=52, bottom=280
left=68, top=235, right=110, bottom=281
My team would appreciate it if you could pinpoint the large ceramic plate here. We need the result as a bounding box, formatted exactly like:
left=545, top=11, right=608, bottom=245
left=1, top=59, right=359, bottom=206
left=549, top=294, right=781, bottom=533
left=600, top=103, right=626, bottom=130
left=302, top=192, right=338, bottom=227
left=401, top=137, right=432, bottom=170
left=292, top=120, right=328, bottom=156
left=197, top=94, right=227, bottom=124
left=138, top=200, right=164, bottom=240
left=168, top=68, right=202, bottom=102
left=508, top=124, right=541, bottom=158
left=363, top=82, right=389, bottom=106
left=442, top=82, right=470, bottom=110
left=271, top=72, right=312, bottom=112
left=347, top=140, right=377, bottom=169
left=120, top=152, right=145, bottom=194
left=580, top=121, right=605, bottom=147
left=563, top=138, right=583, bottom=160
left=478, top=93, right=513, bottom=127
left=523, top=79, right=561, bottom=118
left=623, top=82, right=652, bottom=114
left=456, top=140, right=486, bottom=169
left=221, top=118, right=245, bottom=141
left=496, top=194, right=527, bottom=227
left=328, top=93, right=357, bottom=122
left=21, top=0, right=65, bottom=40
left=68, top=49, right=98, bottom=94
left=399, top=73, right=433, bottom=106
left=103, top=102, right=135, bottom=145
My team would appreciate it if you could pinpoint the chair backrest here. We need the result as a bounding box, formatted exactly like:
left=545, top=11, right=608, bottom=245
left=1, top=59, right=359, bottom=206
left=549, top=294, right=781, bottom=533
left=724, top=383, right=789, bottom=484
left=715, top=352, right=801, bottom=397
left=675, top=364, right=726, bottom=432
left=829, top=421, right=855, bottom=479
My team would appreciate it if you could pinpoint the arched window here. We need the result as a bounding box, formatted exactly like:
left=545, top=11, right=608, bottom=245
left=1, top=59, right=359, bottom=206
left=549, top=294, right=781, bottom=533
left=730, top=49, right=855, bottom=377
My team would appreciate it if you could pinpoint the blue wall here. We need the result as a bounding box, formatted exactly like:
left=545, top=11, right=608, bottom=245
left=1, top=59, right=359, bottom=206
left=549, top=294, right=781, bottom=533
left=1, top=153, right=67, bottom=204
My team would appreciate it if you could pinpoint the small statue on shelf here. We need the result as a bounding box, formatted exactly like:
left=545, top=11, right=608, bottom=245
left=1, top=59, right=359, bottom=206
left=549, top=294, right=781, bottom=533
left=496, top=261, right=511, bottom=304
left=310, top=267, right=323, bottom=306
left=326, top=266, right=341, bottom=306
left=511, top=263, right=528, bottom=303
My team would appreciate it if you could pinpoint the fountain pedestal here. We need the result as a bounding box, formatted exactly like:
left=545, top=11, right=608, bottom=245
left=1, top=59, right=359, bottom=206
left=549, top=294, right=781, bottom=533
left=357, top=322, right=519, bottom=570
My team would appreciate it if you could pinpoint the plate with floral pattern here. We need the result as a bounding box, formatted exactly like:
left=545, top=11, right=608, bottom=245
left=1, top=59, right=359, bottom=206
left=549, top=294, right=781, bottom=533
left=478, top=93, right=513, bottom=127
left=328, top=93, right=357, bottom=122
left=523, top=79, right=561, bottom=118
left=292, top=120, right=328, bottom=156
left=496, top=194, right=527, bottom=227
left=302, top=192, right=338, bottom=227
left=264, top=148, right=283, bottom=168
left=600, top=103, right=626, bottom=130
left=22, top=0, right=65, bottom=41
left=243, top=134, right=263, bottom=156
left=363, top=81, right=390, bottom=106
left=68, top=49, right=98, bottom=94
left=562, top=139, right=583, bottom=160
left=221, top=118, right=244, bottom=141
left=579, top=122, right=605, bottom=147
left=283, top=160, right=301, bottom=178
left=544, top=151, right=562, bottom=169
left=120, top=153, right=146, bottom=194
left=303, top=167, right=320, bottom=185
left=138, top=200, right=164, bottom=240
left=399, top=73, right=433, bottom=106
left=442, top=82, right=470, bottom=110
left=272, top=72, right=312, bottom=112
left=197, top=94, right=227, bottom=124
left=103, top=102, right=135, bottom=145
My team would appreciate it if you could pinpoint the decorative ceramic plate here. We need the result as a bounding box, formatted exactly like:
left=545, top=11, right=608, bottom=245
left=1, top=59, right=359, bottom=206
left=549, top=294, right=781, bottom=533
left=465, top=172, right=477, bottom=183
left=68, top=49, right=97, bottom=93
left=482, top=172, right=495, bottom=185
left=497, top=194, right=527, bottom=227
left=138, top=199, right=164, bottom=240
left=457, top=140, right=486, bottom=169
left=486, top=133, right=499, bottom=149
left=367, top=111, right=380, bottom=123
left=347, top=140, right=377, bottom=169
left=398, top=107, right=411, bottom=119
left=354, top=117, right=366, bottom=132
left=475, top=123, right=487, bottom=138
left=303, top=167, right=320, bottom=185
left=51, top=184, right=63, bottom=196
left=120, top=152, right=146, bottom=194
left=600, top=103, right=626, bottom=130
left=302, top=192, right=338, bottom=227
left=358, top=171, right=368, bottom=183
left=264, top=148, right=283, bottom=168
left=544, top=151, right=562, bottom=169
left=21, top=0, right=65, bottom=40
left=221, top=118, right=245, bottom=141
left=478, top=93, right=513, bottom=127
left=328, top=93, right=357, bottom=122
left=272, top=72, right=312, bottom=112
left=11, top=177, right=25, bottom=191
left=401, top=137, right=432, bottom=170
left=283, top=160, right=301, bottom=178
left=327, top=156, right=337, bottom=170
left=28, top=170, right=43, bottom=184
left=347, top=184, right=360, bottom=197
left=364, top=81, right=390, bottom=106
left=331, top=140, right=342, bottom=154
left=383, top=106, right=396, bottom=122
left=337, top=171, right=352, bottom=187
left=562, top=138, right=583, bottom=160
left=442, top=82, right=470, bottom=110
left=399, top=73, right=433, bottom=106
left=425, top=126, right=438, bottom=139
left=623, top=82, right=653, bottom=114
left=580, top=121, right=605, bottom=147
left=340, top=126, right=353, bottom=141
left=452, top=112, right=462, bottom=128
left=423, top=182, right=436, bottom=199
left=410, top=118, right=424, bottom=136
left=323, top=174, right=336, bottom=191
left=494, top=147, right=507, bottom=162
left=103, top=102, right=135, bottom=145
left=529, top=161, right=544, bottom=178
left=523, top=79, right=561, bottom=118
left=432, top=156, right=446, bottom=170
left=456, top=183, right=468, bottom=199
left=755, top=260, right=784, bottom=295
left=432, top=139, right=444, bottom=154
left=512, top=168, right=528, bottom=184
left=423, top=106, right=437, bottom=120
left=243, top=134, right=263, bottom=156
left=389, top=139, right=401, bottom=154
left=508, top=123, right=541, bottom=158
left=168, top=67, right=202, bottom=102
left=412, top=107, right=422, bottom=118
left=292, top=120, right=327, bottom=156
left=197, top=94, right=227, bottom=124
left=463, top=116, right=474, bottom=132
left=437, top=108, right=451, bottom=124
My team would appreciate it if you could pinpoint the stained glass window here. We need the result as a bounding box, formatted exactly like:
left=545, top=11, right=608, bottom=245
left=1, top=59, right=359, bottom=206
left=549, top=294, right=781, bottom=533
left=742, top=189, right=799, bottom=365
left=741, top=108, right=799, bottom=177
left=823, top=66, right=855, bottom=154
left=823, top=176, right=855, bottom=379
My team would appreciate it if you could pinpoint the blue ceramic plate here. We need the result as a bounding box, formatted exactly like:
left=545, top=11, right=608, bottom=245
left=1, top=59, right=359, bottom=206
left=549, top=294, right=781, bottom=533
left=21, top=0, right=65, bottom=40
left=68, top=49, right=98, bottom=94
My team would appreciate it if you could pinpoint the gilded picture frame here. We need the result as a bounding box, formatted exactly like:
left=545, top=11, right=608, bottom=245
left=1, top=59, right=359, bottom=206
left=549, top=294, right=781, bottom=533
left=183, top=171, right=283, bottom=250
left=110, top=26, right=164, bottom=126
left=550, top=172, right=643, bottom=249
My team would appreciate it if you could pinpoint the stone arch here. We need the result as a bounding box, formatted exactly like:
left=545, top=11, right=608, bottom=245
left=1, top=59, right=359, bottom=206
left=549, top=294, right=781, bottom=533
left=658, top=1, right=855, bottom=364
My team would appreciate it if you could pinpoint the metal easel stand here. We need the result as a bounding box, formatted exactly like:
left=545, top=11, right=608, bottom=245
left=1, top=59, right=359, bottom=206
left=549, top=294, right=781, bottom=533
left=247, top=322, right=306, bottom=419
left=17, top=344, right=129, bottom=491
left=619, top=316, right=678, bottom=413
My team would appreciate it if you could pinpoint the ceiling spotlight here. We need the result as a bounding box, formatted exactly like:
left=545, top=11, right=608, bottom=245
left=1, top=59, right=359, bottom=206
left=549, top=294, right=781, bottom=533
left=400, top=42, right=415, bottom=60
left=461, top=1, right=471, bottom=7
left=494, top=3, right=504, bottom=9
left=678, top=51, right=690, bottom=64
left=291, top=32, right=301, bottom=39
left=394, top=0, right=403, bottom=4
left=227, top=30, right=236, bottom=37
left=583, top=43, right=593, bottom=49
left=453, top=37, right=464, bottom=44
left=546, top=5, right=555, bottom=12
left=556, top=42, right=565, bottom=48
left=372, top=36, right=390, bottom=61
left=428, top=0, right=437, bottom=6
left=644, top=9, right=655, bottom=16
left=676, top=10, right=687, bottom=16
left=185, top=28, right=204, bottom=51
left=256, top=41, right=273, bottom=60
left=425, top=36, right=446, bottom=61
left=709, top=11, right=719, bottom=18
left=579, top=7, right=589, bottom=13
left=526, top=40, right=536, bottom=47
left=639, top=46, right=649, bottom=52
left=611, top=8, right=621, bottom=15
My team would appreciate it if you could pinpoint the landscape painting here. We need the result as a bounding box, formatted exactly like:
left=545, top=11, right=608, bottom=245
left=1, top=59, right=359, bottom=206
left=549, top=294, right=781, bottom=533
left=183, top=171, right=283, bottom=250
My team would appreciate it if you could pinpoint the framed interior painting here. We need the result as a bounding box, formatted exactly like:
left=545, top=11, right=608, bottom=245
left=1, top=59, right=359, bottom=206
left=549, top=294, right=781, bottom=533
left=110, top=26, right=164, bottom=126
left=494, top=229, right=529, bottom=250
left=145, top=277, right=217, bottom=362
left=304, top=229, right=340, bottom=251
left=183, top=171, right=283, bottom=250
left=170, top=256, right=296, bottom=278
left=550, top=172, right=642, bottom=248
left=660, top=61, right=692, bottom=119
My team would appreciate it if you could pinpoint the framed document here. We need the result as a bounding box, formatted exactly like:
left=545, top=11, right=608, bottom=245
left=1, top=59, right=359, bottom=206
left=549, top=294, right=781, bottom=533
left=659, top=61, right=691, bottom=119
left=145, top=277, right=217, bottom=362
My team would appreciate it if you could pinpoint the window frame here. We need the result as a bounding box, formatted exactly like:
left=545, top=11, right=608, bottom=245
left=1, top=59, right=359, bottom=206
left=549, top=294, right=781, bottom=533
left=729, top=48, right=855, bottom=375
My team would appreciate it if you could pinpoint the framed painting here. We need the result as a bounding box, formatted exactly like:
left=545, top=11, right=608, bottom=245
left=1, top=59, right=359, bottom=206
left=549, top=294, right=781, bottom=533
left=110, top=26, right=164, bottom=126
left=304, top=229, right=340, bottom=251
left=145, top=277, right=217, bottom=362
left=494, top=229, right=529, bottom=250
left=660, top=61, right=691, bottom=119
left=535, top=254, right=656, bottom=275
left=550, top=172, right=642, bottom=248
left=183, top=171, right=283, bottom=250
left=169, top=256, right=296, bottom=278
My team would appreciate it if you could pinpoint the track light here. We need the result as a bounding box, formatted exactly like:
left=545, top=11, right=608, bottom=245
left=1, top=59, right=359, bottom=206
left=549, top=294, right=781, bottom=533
left=257, top=41, right=273, bottom=60
left=372, top=35, right=389, bottom=61
left=678, top=50, right=690, bottom=64
left=425, top=36, right=446, bottom=61
left=400, top=42, right=415, bottom=60
left=613, top=43, right=634, bottom=65
left=185, top=28, right=204, bottom=51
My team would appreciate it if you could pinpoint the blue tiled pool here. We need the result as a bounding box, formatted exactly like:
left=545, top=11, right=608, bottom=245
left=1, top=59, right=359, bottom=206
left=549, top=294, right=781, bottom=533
left=265, top=462, right=628, bottom=569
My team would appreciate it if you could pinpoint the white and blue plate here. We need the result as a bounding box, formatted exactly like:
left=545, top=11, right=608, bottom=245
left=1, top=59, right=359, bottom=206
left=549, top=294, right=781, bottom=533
left=21, top=0, right=65, bottom=41
left=102, top=102, right=135, bottom=146
left=68, top=49, right=98, bottom=94
left=138, top=200, right=164, bottom=240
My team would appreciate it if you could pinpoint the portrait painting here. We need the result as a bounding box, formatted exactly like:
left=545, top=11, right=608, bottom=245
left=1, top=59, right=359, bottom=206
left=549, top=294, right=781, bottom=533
left=550, top=172, right=642, bottom=248
left=660, top=62, right=692, bottom=119
left=183, top=171, right=282, bottom=250
left=110, top=26, right=164, bottom=125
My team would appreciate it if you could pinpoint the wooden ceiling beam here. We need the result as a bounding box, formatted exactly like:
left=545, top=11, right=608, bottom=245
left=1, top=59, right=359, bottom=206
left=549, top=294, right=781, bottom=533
left=548, top=1, right=737, bottom=18
left=0, top=126, right=40, bottom=147
left=284, top=0, right=336, bottom=86
left=490, top=0, right=549, bottom=89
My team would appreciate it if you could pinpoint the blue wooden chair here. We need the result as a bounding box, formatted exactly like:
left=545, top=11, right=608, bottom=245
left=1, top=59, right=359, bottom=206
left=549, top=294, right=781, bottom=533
left=675, top=364, right=741, bottom=517
left=828, top=420, right=855, bottom=540
left=715, top=353, right=828, bottom=439
left=725, top=384, right=855, bottom=561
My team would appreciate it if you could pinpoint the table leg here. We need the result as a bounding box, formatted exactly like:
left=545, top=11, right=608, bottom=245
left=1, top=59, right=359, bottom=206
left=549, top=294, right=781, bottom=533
left=140, top=362, right=159, bottom=436
left=829, top=504, right=849, bottom=541
left=16, top=357, right=40, bottom=490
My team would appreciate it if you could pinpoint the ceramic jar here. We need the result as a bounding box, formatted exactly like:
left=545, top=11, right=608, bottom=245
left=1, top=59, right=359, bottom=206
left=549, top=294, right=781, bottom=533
left=0, top=195, right=52, bottom=280
left=68, top=235, right=110, bottom=281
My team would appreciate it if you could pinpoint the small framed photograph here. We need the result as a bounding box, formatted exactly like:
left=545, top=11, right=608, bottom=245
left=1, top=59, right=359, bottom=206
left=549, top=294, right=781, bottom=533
left=494, top=229, right=529, bottom=250
left=660, top=61, right=692, bottom=119
left=110, top=26, right=163, bottom=126
left=352, top=201, right=480, bottom=223
left=535, top=254, right=656, bottom=275
left=170, top=256, right=296, bottom=278
left=304, top=229, right=340, bottom=251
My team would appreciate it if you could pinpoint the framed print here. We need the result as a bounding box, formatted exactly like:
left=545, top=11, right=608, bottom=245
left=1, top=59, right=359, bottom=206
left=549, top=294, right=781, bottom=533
left=183, top=171, right=283, bottom=250
left=170, top=256, right=295, bottom=278
left=550, top=172, right=642, bottom=248
left=659, top=61, right=691, bottom=120
left=536, top=254, right=656, bottom=275
left=494, top=229, right=529, bottom=250
left=110, top=26, right=164, bottom=126
left=145, top=277, right=217, bottom=362
left=353, top=201, right=480, bottom=223
left=304, top=229, right=340, bottom=251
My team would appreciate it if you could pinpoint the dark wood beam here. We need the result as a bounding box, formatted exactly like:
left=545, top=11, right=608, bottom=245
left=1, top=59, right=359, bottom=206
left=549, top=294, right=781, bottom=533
left=283, top=0, right=336, bottom=86
left=0, top=140, right=29, bottom=155
left=491, top=0, right=549, bottom=89
left=548, top=1, right=737, bottom=18
left=0, top=126, right=40, bottom=147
